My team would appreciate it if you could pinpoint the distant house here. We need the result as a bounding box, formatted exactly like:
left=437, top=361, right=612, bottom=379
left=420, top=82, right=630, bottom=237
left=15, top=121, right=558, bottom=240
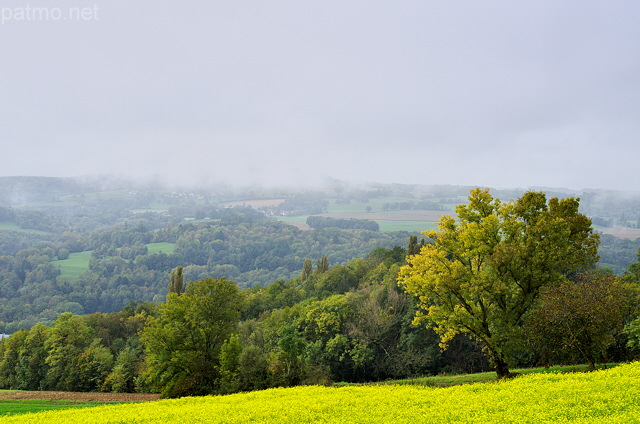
left=0, top=333, right=9, bottom=340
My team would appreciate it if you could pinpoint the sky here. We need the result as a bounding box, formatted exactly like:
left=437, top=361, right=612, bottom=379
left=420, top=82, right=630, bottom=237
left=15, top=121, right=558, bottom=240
left=2, top=1, right=640, bottom=191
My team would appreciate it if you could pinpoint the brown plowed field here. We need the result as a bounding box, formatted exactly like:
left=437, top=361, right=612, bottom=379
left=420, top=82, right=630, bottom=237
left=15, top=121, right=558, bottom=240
left=0, top=391, right=159, bottom=402
left=597, top=226, right=640, bottom=239
left=223, top=199, right=286, bottom=208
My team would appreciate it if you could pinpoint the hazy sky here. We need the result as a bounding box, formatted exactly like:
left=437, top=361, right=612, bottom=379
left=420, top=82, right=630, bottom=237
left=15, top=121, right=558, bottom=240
left=2, top=1, right=639, bottom=190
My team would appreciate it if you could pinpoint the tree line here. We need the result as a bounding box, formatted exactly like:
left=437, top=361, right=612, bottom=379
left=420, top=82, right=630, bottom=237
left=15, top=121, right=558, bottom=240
left=0, top=248, right=457, bottom=396
left=306, top=216, right=380, bottom=231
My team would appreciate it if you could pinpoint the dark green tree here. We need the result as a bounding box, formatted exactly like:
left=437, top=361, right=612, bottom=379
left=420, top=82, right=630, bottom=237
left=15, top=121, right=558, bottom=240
left=301, top=259, right=313, bottom=281
left=76, top=339, right=114, bottom=391
left=407, top=235, right=425, bottom=256
left=0, top=330, right=28, bottom=389
left=103, top=343, right=143, bottom=393
left=142, top=277, right=245, bottom=398
left=218, top=334, right=242, bottom=394
left=17, top=323, right=50, bottom=390
left=526, top=272, right=633, bottom=370
left=168, top=266, right=185, bottom=296
left=44, top=313, right=94, bottom=391
left=275, top=325, right=307, bottom=385
left=622, top=247, right=640, bottom=284
left=316, top=256, right=329, bottom=274
left=237, top=345, right=270, bottom=391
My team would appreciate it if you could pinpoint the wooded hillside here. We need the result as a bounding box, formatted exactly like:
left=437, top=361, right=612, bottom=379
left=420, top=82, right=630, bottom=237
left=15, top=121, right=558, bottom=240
left=1, top=184, right=639, bottom=398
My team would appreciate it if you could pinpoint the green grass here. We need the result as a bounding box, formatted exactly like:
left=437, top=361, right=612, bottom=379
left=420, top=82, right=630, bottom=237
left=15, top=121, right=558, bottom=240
left=326, top=197, right=417, bottom=214
left=273, top=195, right=454, bottom=233
left=349, top=363, right=620, bottom=388
left=0, top=223, right=22, bottom=231
left=146, top=242, right=176, bottom=255
left=52, top=251, right=92, bottom=280
left=50, top=244, right=175, bottom=280
left=275, top=196, right=447, bottom=233
left=0, top=399, right=111, bottom=417
left=326, top=196, right=459, bottom=214
left=0, top=222, right=48, bottom=235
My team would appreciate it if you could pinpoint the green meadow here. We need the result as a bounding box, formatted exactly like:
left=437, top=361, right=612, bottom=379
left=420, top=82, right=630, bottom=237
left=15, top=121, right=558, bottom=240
left=376, top=220, right=437, bottom=232
left=52, top=243, right=176, bottom=281
left=52, top=251, right=92, bottom=280
left=276, top=214, right=439, bottom=233
left=0, top=223, right=48, bottom=235
left=0, top=223, right=22, bottom=231
left=0, top=399, right=111, bottom=417
left=363, top=363, right=618, bottom=388
left=146, top=242, right=176, bottom=255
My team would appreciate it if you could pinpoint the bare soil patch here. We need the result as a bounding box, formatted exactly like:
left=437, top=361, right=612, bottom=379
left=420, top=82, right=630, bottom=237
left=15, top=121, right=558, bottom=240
left=286, top=221, right=311, bottom=230
left=223, top=199, right=286, bottom=208
left=0, top=391, right=159, bottom=402
left=597, top=226, right=640, bottom=239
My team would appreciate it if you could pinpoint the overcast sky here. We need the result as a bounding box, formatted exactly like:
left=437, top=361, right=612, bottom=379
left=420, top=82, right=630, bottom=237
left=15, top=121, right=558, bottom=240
left=2, top=1, right=639, bottom=191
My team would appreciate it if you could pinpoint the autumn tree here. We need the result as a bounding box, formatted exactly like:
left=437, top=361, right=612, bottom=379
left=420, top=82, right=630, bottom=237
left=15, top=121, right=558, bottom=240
left=398, top=188, right=599, bottom=378
left=142, top=277, right=244, bottom=398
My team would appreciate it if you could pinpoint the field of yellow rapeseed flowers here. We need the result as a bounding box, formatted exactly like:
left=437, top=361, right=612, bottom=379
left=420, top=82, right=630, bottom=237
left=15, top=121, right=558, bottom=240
left=1, top=362, right=639, bottom=423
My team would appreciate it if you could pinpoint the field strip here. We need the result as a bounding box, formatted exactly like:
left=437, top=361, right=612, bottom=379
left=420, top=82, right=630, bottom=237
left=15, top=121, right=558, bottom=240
left=0, top=391, right=159, bottom=402
left=318, top=210, right=447, bottom=222
left=222, top=199, right=286, bottom=208
left=597, top=225, right=640, bottom=239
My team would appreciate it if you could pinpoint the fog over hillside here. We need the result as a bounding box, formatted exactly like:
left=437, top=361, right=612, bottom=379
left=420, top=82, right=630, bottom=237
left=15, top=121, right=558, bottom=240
left=2, top=1, right=640, bottom=191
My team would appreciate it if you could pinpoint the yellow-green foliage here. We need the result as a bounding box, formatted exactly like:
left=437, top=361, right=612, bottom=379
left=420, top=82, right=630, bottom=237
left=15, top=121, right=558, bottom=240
left=3, top=363, right=640, bottom=423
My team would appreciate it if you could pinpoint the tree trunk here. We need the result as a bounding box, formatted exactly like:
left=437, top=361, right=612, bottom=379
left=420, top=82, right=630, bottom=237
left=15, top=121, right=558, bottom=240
left=493, top=356, right=511, bottom=379
left=586, top=355, right=596, bottom=371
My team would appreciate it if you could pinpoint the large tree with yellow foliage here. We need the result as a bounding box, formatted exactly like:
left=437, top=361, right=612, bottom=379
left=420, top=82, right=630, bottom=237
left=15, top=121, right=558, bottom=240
left=398, top=188, right=599, bottom=378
